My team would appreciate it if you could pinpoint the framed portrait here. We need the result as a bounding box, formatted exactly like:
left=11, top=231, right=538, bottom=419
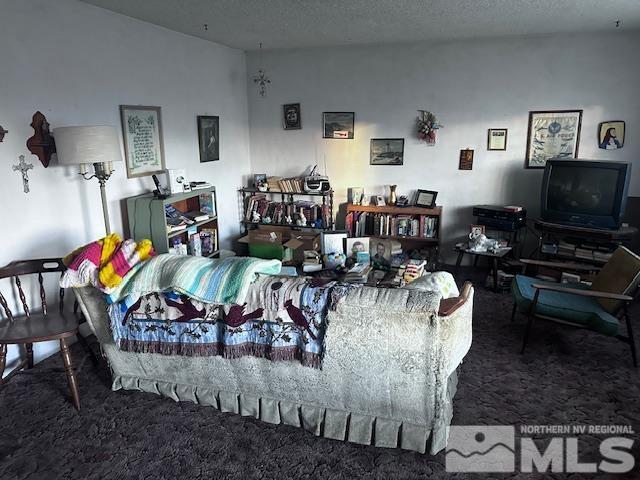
left=345, top=237, right=370, bottom=259
left=370, top=138, right=404, bottom=165
left=120, top=105, right=166, bottom=178
left=321, top=231, right=348, bottom=255
left=323, top=112, right=354, bottom=139
left=459, top=149, right=474, bottom=170
left=487, top=128, right=508, bottom=151
left=283, top=103, right=301, bottom=130
left=253, top=173, right=267, bottom=188
left=598, top=121, right=625, bottom=150
left=525, top=110, right=582, bottom=169
left=415, top=189, right=438, bottom=208
left=197, top=115, right=220, bottom=162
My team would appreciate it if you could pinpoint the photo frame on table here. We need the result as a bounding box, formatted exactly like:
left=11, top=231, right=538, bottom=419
left=598, top=121, right=625, bottom=150
left=321, top=231, right=348, bottom=255
left=414, top=189, right=438, bottom=208
left=525, top=110, right=582, bottom=169
left=487, top=128, right=508, bottom=151
left=283, top=103, right=301, bottom=130
left=197, top=115, right=220, bottom=162
left=323, top=112, right=354, bottom=139
left=120, top=105, right=166, bottom=178
left=370, top=138, right=404, bottom=165
left=345, top=237, right=370, bottom=259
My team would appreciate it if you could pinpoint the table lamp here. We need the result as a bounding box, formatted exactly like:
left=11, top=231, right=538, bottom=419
left=54, top=126, right=122, bottom=235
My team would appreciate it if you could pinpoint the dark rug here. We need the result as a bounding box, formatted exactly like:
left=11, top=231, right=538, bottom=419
left=1, top=270, right=639, bottom=480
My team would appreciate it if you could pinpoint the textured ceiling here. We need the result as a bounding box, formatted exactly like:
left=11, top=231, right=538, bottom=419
left=79, top=0, right=640, bottom=50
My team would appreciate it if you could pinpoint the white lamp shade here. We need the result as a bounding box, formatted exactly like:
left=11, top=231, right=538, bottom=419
left=54, top=126, right=122, bottom=165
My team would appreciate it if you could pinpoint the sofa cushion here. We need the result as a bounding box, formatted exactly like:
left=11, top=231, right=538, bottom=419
left=512, top=275, right=619, bottom=336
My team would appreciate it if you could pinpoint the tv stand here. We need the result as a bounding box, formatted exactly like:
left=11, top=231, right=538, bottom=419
left=534, top=219, right=637, bottom=265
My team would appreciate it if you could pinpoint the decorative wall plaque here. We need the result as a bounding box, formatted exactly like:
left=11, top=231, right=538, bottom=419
left=459, top=149, right=474, bottom=170
left=26, top=111, right=56, bottom=167
left=0, top=125, right=8, bottom=142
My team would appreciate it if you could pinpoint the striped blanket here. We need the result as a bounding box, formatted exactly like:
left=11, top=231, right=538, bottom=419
left=107, top=255, right=282, bottom=306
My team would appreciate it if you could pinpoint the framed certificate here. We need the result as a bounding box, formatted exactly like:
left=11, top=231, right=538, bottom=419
left=525, top=110, right=582, bottom=169
left=487, top=128, right=508, bottom=151
left=120, top=105, right=166, bottom=178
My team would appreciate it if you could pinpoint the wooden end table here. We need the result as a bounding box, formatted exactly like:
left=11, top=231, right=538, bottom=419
left=454, top=245, right=512, bottom=292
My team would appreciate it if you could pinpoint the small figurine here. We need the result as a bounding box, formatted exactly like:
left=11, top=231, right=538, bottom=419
left=296, top=212, right=307, bottom=227
left=251, top=211, right=261, bottom=223
left=263, top=216, right=272, bottom=224
left=284, top=215, right=293, bottom=225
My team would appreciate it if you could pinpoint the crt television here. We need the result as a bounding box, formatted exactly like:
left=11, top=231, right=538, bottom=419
left=541, top=159, right=631, bottom=230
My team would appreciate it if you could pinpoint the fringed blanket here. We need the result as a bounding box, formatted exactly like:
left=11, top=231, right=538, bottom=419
left=106, top=255, right=282, bottom=306
left=108, top=275, right=360, bottom=368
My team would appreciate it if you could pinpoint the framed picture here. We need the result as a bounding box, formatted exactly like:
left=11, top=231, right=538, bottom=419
left=253, top=173, right=267, bottom=188
left=345, top=237, right=370, bottom=259
left=470, top=224, right=485, bottom=236
left=349, top=187, right=364, bottom=205
left=323, top=112, right=354, bottom=139
left=283, top=103, right=301, bottom=130
left=525, top=110, right=582, bottom=168
left=197, top=115, right=220, bottom=162
left=459, top=149, right=474, bottom=170
left=598, top=121, right=625, bottom=150
left=120, top=105, right=166, bottom=178
left=415, top=189, right=438, bottom=208
left=321, top=231, right=348, bottom=255
left=487, top=128, right=508, bottom=151
left=370, top=239, right=392, bottom=268
left=370, top=138, right=404, bottom=165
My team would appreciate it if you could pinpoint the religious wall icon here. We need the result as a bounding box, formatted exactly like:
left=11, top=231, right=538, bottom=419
left=13, top=155, right=34, bottom=193
left=0, top=125, right=8, bottom=142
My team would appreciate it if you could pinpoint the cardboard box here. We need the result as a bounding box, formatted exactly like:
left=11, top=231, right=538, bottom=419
left=238, top=227, right=314, bottom=262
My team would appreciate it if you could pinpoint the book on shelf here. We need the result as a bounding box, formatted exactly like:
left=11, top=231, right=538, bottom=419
left=244, top=194, right=329, bottom=228
left=199, top=191, right=216, bottom=216
left=190, top=181, right=212, bottom=190
left=184, top=210, right=211, bottom=222
left=165, top=204, right=194, bottom=227
left=200, top=228, right=218, bottom=255
left=348, top=210, right=438, bottom=239
left=188, top=233, right=202, bottom=257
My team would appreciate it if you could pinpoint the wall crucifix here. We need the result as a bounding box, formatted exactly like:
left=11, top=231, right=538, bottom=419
left=13, top=155, right=34, bottom=193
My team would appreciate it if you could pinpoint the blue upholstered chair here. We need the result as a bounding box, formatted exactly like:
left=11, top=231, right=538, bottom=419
left=511, top=246, right=640, bottom=366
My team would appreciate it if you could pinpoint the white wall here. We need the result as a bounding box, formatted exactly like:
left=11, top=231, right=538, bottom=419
left=0, top=0, right=251, bottom=374
left=246, top=32, right=640, bottom=259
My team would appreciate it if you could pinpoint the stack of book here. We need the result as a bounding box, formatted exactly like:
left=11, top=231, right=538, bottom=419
left=263, top=177, right=306, bottom=193
left=344, top=262, right=373, bottom=283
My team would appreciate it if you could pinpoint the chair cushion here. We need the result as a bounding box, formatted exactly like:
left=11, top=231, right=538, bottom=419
left=0, top=310, right=78, bottom=344
left=590, top=246, right=640, bottom=313
left=511, top=275, right=619, bottom=336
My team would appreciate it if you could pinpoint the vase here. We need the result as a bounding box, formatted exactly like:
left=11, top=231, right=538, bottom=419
left=388, top=185, right=397, bottom=205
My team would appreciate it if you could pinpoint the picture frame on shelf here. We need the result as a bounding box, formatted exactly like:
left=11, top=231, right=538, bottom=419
left=598, top=120, right=624, bottom=150
left=345, top=237, right=370, bottom=259
left=375, top=195, right=385, bottom=206
left=525, top=110, right=582, bottom=168
left=370, top=138, right=404, bottom=165
left=283, top=103, right=301, bottom=130
left=349, top=187, right=364, bottom=205
left=323, top=112, right=354, bottom=139
left=321, top=231, right=348, bottom=255
left=120, top=105, right=166, bottom=178
left=487, top=128, right=508, bottom=151
left=197, top=115, right=220, bottom=162
left=253, top=173, right=267, bottom=189
left=414, top=189, right=438, bottom=208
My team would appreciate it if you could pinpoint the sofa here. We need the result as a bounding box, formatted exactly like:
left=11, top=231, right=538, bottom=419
left=74, top=281, right=473, bottom=454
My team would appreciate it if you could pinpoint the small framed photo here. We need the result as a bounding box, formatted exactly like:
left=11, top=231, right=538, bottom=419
left=197, top=115, right=220, bottom=162
left=370, top=138, right=404, bottom=165
left=487, top=128, right=508, bottom=151
left=415, top=189, right=438, bottom=208
left=459, top=149, right=474, bottom=170
left=253, top=173, right=267, bottom=188
left=470, top=224, right=486, bottom=236
left=321, top=231, right=348, bottom=255
left=375, top=195, right=386, bottom=206
left=345, top=237, right=370, bottom=259
left=598, top=121, right=624, bottom=150
left=323, top=112, right=354, bottom=139
left=283, top=103, right=301, bottom=130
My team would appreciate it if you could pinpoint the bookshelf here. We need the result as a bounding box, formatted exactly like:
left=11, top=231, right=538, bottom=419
left=239, top=187, right=334, bottom=234
left=346, top=203, right=442, bottom=245
left=126, top=187, right=219, bottom=257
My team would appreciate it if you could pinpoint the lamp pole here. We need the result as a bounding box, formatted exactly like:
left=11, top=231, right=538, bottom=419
left=80, top=162, right=115, bottom=235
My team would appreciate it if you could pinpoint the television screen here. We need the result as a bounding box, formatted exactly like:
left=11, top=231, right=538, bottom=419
left=547, top=165, right=620, bottom=216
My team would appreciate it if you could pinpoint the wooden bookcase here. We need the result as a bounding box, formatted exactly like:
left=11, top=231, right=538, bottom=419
left=126, top=187, right=219, bottom=257
left=346, top=203, right=442, bottom=250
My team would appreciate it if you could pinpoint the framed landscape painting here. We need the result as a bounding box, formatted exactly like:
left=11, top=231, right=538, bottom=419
left=197, top=115, right=220, bottom=162
left=120, top=105, right=166, bottom=178
left=525, top=110, right=582, bottom=169
left=370, top=138, right=404, bottom=165
left=323, top=112, right=354, bottom=139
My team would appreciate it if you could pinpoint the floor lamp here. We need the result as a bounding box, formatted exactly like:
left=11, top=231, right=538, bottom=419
left=54, top=126, right=122, bottom=235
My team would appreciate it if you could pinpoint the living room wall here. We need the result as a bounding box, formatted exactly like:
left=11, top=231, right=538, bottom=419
left=246, top=31, right=640, bottom=258
left=0, top=0, right=251, bottom=374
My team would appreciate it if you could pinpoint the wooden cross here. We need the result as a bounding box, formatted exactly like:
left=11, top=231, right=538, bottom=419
left=12, top=155, right=34, bottom=193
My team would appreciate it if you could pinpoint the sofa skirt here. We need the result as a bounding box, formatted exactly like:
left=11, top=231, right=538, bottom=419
left=112, top=370, right=459, bottom=454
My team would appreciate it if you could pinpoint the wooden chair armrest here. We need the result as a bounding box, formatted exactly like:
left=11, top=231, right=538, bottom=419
left=439, top=282, right=473, bottom=317
left=530, top=283, right=634, bottom=302
left=520, top=259, right=601, bottom=271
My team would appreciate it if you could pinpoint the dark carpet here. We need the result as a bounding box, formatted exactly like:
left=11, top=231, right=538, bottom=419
left=1, top=270, right=639, bottom=480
